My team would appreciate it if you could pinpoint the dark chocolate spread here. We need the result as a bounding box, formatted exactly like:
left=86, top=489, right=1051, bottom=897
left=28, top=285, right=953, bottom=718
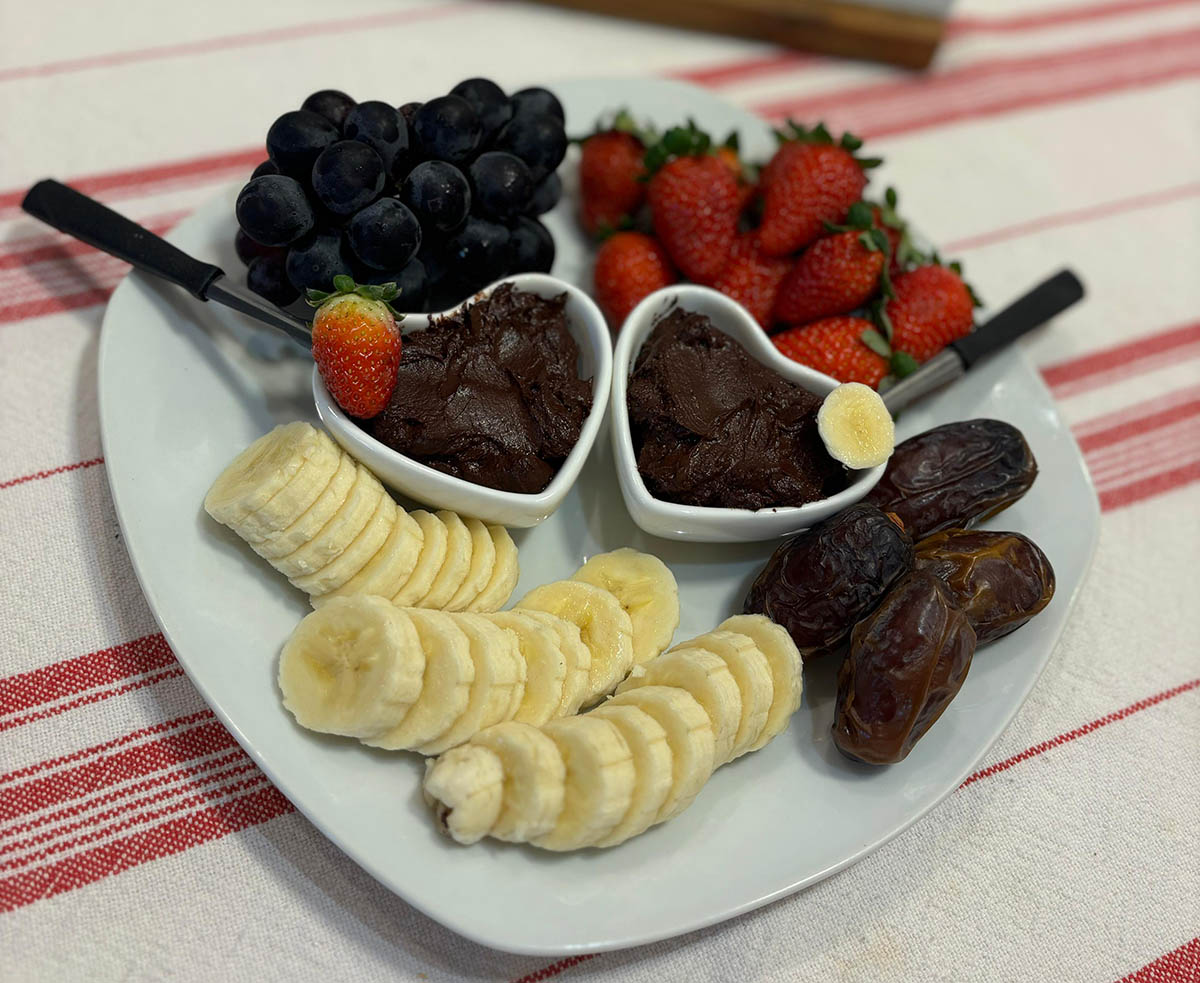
left=367, top=283, right=591, bottom=494
left=627, top=308, right=844, bottom=510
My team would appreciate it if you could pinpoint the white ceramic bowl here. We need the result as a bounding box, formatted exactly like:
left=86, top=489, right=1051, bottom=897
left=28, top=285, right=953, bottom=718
left=314, top=272, right=612, bottom=528
left=611, top=284, right=886, bottom=542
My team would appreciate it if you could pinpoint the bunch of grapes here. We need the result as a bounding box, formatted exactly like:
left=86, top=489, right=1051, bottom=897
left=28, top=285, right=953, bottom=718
left=234, top=80, right=565, bottom=314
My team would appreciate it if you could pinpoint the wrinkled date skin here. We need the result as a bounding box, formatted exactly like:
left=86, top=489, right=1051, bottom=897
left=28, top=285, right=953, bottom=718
left=915, top=529, right=1056, bottom=644
left=864, top=419, right=1037, bottom=542
left=833, top=571, right=976, bottom=765
left=744, top=503, right=913, bottom=658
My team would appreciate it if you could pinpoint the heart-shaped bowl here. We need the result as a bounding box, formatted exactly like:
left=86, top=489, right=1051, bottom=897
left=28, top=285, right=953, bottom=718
left=314, top=272, right=612, bottom=528
left=611, top=284, right=887, bottom=543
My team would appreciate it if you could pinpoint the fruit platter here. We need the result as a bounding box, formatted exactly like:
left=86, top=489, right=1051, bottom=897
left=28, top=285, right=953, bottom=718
left=91, top=78, right=1098, bottom=954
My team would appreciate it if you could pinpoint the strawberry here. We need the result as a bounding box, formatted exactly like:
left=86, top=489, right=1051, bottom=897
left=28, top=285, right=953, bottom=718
left=579, top=115, right=648, bottom=238
left=773, top=316, right=889, bottom=388
left=881, top=263, right=977, bottom=362
left=773, top=202, right=892, bottom=325
left=644, top=123, right=741, bottom=284
left=592, top=232, right=677, bottom=328
left=712, top=233, right=791, bottom=328
left=758, top=122, right=880, bottom=257
left=307, top=275, right=403, bottom=419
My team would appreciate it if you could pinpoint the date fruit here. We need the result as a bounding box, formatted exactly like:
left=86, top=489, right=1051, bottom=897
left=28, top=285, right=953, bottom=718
left=743, top=503, right=912, bottom=658
left=914, top=529, right=1055, bottom=644
left=833, top=571, right=976, bottom=765
left=864, top=419, right=1037, bottom=542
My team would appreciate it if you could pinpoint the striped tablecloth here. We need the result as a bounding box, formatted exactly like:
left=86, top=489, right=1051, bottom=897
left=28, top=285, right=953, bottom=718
left=2, top=1, right=1198, bottom=980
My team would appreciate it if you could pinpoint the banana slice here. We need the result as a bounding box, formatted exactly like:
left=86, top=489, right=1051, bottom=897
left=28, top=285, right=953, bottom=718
left=466, top=526, right=520, bottom=613
left=364, top=609, right=474, bottom=751
left=514, top=609, right=592, bottom=716
left=680, top=631, right=773, bottom=760
left=253, top=453, right=358, bottom=560
left=443, top=518, right=496, bottom=612
left=205, top=422, right=332, bottom=529
left=235, top=431, right=343, bottom=544
left=604, top=685, right=714, bottom=822
left=416, top=511, right=473, bottom=609
left=311, top=508, right=423, bottom=607
left=572, top=548, right=680, bottom=665
left=483, top=611, right=567, bottom=727
left=718, top=615, right=803, bottom=750
left=533, top=716, right=635, bottom=851
left=422, top=745, right=504, bottom=845
left=392, top=510, right=448, bottom=608
left=271, top=465, right=383, bottom=579
left=471, top=722, right=566, bottom=842
left=616, top=647, right=741, bottom=766
left=277, top=596, right=423, bottom=739
left=416, top=613, right=525, bottom=755
left=290, top=493, right=398, bottom=597
left=587, top=704, right=673, bottom=847
left=817, top=382, right=895, bottom=469
left=516, top=581, right=634, bottom=700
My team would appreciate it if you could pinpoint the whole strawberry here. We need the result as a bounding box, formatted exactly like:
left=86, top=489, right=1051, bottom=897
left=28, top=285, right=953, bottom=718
left=712, top=233, right=791, bottom=328
left=773, top=202, right=891, bottom=325
left=882, top=263, right=977, bottom=362
left=307, top=275, right=403, bottom=418
left=579, top=114, right=649, bottom=238
left=593, top=231, right=677, bottom=328
left=645, top=123, right=741, bottom=284
left=758, top=122, right=880, bottom=257
left=773, top=316, right=889, bottom=388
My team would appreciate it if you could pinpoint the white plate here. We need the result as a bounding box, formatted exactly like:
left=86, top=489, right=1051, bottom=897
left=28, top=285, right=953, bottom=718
left=97, top=78, right=1099, bottom=956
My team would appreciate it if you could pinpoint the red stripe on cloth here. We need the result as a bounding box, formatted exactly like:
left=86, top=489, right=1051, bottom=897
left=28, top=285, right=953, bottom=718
left=0, top=288, right=115, bottom=323
left=1041, top=321, right=1200, bottom=395
left=1073, top=386, right=1200, bottom=439
left=948, top=0, right=1196, bottom=35
left=0, top=720, right=235, bottom=821
left=1077, top=394, right=1200, bottom=454
left=1115, top=936, right=1200, bottom=983
left=511, top=955, right=597, bottom=983
left=0, top=210, right=190, bottom=269
left=960, top=678, right=1200, bottom=788
left=753, top=28, right=1200, bottom=138
left=1100, top=458, right=1200, bottom=511
left=672, top=52, right=816, bottom=88
left=0, top=3, right=478, bottom=84
left=0, top=784, right=293, bottom=912
left=944, top=183, right=1200, bottom=253
left=0, top=634, right=174, bottom=717
left=0, top=668, right=187, bottom=734
left=0, top=457, right=104, bottom=490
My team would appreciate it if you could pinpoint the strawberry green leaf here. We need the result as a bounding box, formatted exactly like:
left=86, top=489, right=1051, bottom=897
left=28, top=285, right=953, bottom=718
left=845, top=200, right=875, bottom=228
left=860, top=327, right=893, bottom=358
left=871, top=296, right=895, bottom=341
left=885, top=186, right=898, bottom=209
left=890, top=350, right=920, bottom=377
left=332, top=274, right=355, bottom=293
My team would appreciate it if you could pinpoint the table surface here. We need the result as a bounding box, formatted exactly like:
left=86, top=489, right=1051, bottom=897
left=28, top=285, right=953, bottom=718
left=1, top=1, right=1198, bottom=981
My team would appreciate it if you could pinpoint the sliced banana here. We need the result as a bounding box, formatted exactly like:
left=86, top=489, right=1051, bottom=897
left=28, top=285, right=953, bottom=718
left=817, top=382, right=895, bottom=469
left=533, top=716, right=635, bottom=851
left=417, top=511, right=473, bottom=609
left=290, top=493, right=398, bottom=597
left=466, top=525, right=520, bottom=613
left=312, top=507, right=424, bottom=607
left=205, top=422, right=332, bottom=529
left=392, top=510, right=448, bottom=608
left=235, top=430, right=343, bottom=544
left=364, top=609, right=474, bottom=751
left=483, top=611, right=567, bottom=727
left=616, top=647, right=742, bottom=766
left=443, top=518, right=496, bottom=612
left=605, top=685, right=715, bottom=822
left=718, top=615, right=803, bottom=750
left=422, top=746, right=504, bottom=845
left=587, top=703, right=673, bottom=847
left=271, top=465, right=383, bottom=579
left=516, top=581, right=634, bottom=700
left=277, top=596, right=423, bottom=739
left=514, top=609, right=592, bottom=716
left=680, top=630, right=773, bottom=759
left=572, top=548, right=680, bottom=665
left=253, top=453, right=358, bottom=560
left=417, top=613, right=525, bottom=755
left=471, top=722, right=566, bottom=842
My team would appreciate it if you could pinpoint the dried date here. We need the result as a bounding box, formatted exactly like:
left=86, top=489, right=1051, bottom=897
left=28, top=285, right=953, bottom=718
left=743, top=502, right=912, bottom=658
left=833, top=571, right=976, bottom=765
left=864, top=419, right=1037, bottom=542
left=914, top=529, right=1055, bottom=644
